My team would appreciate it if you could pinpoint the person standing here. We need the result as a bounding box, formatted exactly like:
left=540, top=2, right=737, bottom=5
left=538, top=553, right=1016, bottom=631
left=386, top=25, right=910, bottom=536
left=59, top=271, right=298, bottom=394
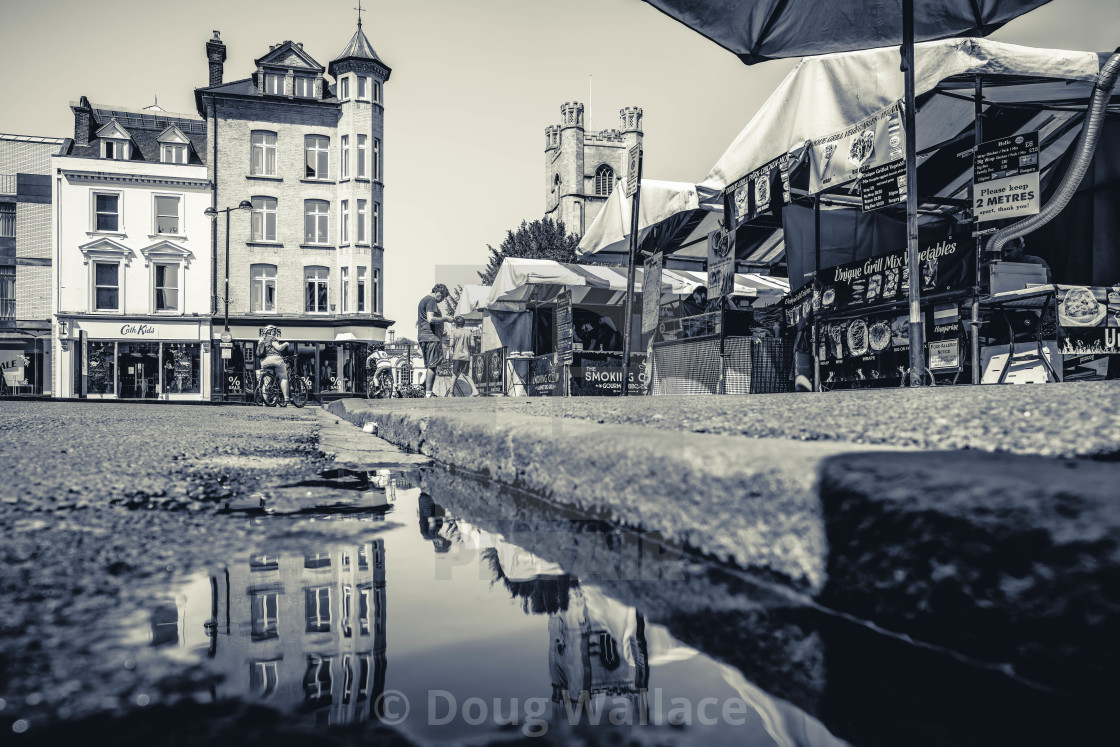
left=417, top=284, right=450, bottom=397
left=447, top=315, right=474, bottom=379
left=256, top=325, right=290, bottom=406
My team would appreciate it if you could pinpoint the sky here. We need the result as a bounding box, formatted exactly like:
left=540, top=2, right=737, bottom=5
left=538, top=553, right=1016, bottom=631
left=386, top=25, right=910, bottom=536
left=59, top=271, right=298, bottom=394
left=1, top=0, right=1116, bottom=331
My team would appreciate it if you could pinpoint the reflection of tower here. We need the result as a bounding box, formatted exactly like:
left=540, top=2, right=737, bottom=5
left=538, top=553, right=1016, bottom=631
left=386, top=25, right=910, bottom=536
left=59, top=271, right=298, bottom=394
left=202, top=541, right=387, bottom=729
left=548, top=586, right=649, bottom=714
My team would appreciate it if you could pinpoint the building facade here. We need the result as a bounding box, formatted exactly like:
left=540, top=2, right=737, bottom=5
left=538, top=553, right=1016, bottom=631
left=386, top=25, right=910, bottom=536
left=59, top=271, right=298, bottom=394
left=52, top=100, right=213, bottom=400
left=1, top=133, right=64, bottom=395
left=544, top=103, right=643, bottom=237
left=195, top=26, right=391, bottom=402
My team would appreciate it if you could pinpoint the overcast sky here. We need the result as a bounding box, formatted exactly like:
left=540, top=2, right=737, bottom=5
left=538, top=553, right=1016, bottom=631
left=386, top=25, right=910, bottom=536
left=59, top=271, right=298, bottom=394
left=1, top=0, right=1116, bottom=331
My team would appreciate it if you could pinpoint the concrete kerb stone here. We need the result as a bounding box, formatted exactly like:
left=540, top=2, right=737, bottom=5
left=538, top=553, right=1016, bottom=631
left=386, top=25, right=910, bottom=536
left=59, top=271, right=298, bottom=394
left=326, top=398, right=905, bottom=593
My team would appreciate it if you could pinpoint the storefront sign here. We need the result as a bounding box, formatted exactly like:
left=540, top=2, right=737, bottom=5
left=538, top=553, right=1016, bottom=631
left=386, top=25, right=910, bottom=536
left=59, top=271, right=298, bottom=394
left=641, top=252, right=663, bottom=335
left=707, top=229, right=734, bottom=300
left=810, top=103, right=904, bottom=194
left=726, top=154, right=791, bottom=227
left=71, top=319, right=206, bottom=342
left=526, top=353, right=563, bottom=397
left=816, top=234, right=974, bottom=315
left=974, top=132, right=1039, bottom=223
left=860, top=158, right=907, bottom=212
left=555, top=288, right=574, bottom=364
left=569, top=353, right=648, bottom=396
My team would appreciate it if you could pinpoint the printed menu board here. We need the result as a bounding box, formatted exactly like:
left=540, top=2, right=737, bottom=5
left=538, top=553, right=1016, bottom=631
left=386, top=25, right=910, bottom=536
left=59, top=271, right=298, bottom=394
left=526, top=353, right=563, bottom=397
left=555, top=288, right=573, bottom=364
left=974, top=132, right=1039, bottom=223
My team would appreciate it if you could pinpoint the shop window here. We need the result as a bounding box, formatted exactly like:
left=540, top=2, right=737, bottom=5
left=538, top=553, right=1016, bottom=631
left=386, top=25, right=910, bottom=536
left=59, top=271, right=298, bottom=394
left=154, top=195, right=181, bottom=235
left=94, top=262, right=120, bottom=311
left=304, top=200, right=329, bottom=244
left=357, top=267, right=366, bottom=313
left=251, top=196, right=277, bottom=242
left=118, top=342, right=160, bottom=399
left=305, top=266, right=329, bottom=314
left=250, top=660, right=280, bottom=698
left=357, top=200, right=367, bottom=244
left=93, top=192, right=121, bottom=233
left=341, top=135, right=349, bottom=179
left=251, top=131, right=277, bottom=176
left=595, top=164, right=615, bottom=196
left=86, top=341, right=116, bottom=395
left=357, top=135, right=367, bottom=179
left=305, top=587, right=331, bottom=633
left=162, top=343, right=200, bottom=394
left=250, top=591, right=279, bottom=641
left=304, top=135, right=330, bottom=180
left=251, top=264, right=277, bottom=312
left=320, top=343, right=341, bottom=392
left=154, top=264, right=179, bottom=311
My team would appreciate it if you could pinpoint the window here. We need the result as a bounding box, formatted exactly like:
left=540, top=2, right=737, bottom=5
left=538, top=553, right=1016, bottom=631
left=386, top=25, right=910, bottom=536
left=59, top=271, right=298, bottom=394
left=251, top=591, right=279, bottom=641
left=340, top=76, right=350, bottom=100
left=372, top=268, right=379, bottom=313
left=249, top=553, right=279, bottom=572
left=357, top=267, right=366, bottom=313
left=373, top=137, right=381, bottom=180
left=358, top=76, right=367, bottom=99
left=341, top=200, right=349, bottom=244
left=154, top=264, right=178, bottom=311
left=342, top=587, right=353, bottom=638
left=595, top=165, right=614, bottom=196
left=303, top=656, right=332, bottom=706
left=305, top=266, right=329, bottom=313
left=101, top=140, right=129, bottom=160
left=154, top=195, right=180, bottom=235
left=265, top=73, right=284, bottom=95
left=342, top=654, right=354, bottom=700
left=341, top=135, right=349, bottom=179
left=372, top=80, right=381, bottom=103
left=294, top=76, right=314, bottom=98
left=304, top=135, right=329, bottom=180
left=251, top=197, right=277, bottom=242
left=372, top=202, right=380, bottom=246
left=0, top=266, right=14, bottom=320
left=251, top=264, right=277, bottom=312
left=94, top=262, right=119, bottom=310
left=251, top=131, right=277, bottom=176
left=250, top=661, right=279, bottom=697
left=305, top=551, right=331, bottom=569
left=0, top=203, right=14, bottom=238
left=304, top=200, right=329, bottom=244
left=161, top=143, right=188, bottom=164
left=356, top=135, right=367, bottom=179
left=359, top=588, right=372, bottom=635
left=357, top=200, right=367, bottom=243
left=93, top=192, right=120, bottom=232
left=341, top=267, right=349, bottom=312
left=305, top=588, right=331, bottom=633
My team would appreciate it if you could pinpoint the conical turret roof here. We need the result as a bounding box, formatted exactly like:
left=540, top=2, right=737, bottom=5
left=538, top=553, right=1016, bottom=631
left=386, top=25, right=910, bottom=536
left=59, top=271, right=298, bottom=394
left=329, top=24, right=390, bottom=79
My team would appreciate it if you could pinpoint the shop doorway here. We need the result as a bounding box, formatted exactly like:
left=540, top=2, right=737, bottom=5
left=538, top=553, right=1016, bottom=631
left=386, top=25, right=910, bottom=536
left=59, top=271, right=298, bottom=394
left=118, top=342, right=160, bottom=399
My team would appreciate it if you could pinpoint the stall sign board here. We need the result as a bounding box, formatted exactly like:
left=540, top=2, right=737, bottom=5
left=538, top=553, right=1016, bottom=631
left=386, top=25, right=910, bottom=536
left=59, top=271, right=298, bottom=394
left=526, top=353, right=563, bottom=397
left=928, top=339, right=960, bottom=371
left=707, top=229, right=734, bottom=301
left=726, top=155, right=792, bottom=228
left=470, top=352, right=488, bottom=394
left=809, top=103, right=904, bottom=194
left=974, top=132, right=1039, bottom=223
left=860, top=158, right=907, bottom=212
left=641, top=252, right=663, bottom=334
left=625, top=144, right=640, bottom=197
left=570, top=353, right=648, bottom=396
left=481, top=347, right=506, bottom=396
left=556, top=288, right=574, bottom=364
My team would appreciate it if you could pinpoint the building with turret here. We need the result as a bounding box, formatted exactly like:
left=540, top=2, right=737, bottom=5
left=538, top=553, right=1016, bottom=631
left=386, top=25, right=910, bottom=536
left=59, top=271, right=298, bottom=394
left=544, top=103, right=642, bottom=236
left=194, top=21, right=391, bottom=401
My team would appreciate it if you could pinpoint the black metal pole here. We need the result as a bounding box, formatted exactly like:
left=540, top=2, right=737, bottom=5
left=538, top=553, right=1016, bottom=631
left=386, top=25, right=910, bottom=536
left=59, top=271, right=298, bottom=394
left=621, top=148, right=644, bottom=396
left=971, top=74, right=984, bottom=384
left=902, top=0, right=926, bottom=386
left=223, top=209, right=230, bottom=402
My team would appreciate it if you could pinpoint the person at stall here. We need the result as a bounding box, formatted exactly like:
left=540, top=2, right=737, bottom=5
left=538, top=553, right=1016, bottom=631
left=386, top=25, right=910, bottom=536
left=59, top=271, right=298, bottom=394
left=447, top=315, right=475, bottom=379
left=1003, top=236, right=1052, bottom=283
left=681, top=286, right=709, bottom=318
left=256, top=325, right=290, bottom=406
left=417, top=283, right=450, bottom=397
left=576, top=315, right=622, bottom=352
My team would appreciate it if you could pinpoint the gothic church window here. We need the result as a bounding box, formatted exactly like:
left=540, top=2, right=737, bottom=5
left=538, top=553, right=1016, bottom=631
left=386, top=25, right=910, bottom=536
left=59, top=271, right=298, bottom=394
left=595, top=165, right=614, bottom=197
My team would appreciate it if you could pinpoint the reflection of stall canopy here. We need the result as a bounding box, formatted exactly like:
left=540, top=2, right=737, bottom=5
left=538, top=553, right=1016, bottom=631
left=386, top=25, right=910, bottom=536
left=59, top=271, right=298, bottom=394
left=578, top=179, right=786, bottom=270
left=694, top=38, right=1118, bottom=286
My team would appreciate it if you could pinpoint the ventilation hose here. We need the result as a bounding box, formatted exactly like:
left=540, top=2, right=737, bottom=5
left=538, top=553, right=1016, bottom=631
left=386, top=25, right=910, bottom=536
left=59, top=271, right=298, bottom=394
left=987, top=48, right=1120, bottom=255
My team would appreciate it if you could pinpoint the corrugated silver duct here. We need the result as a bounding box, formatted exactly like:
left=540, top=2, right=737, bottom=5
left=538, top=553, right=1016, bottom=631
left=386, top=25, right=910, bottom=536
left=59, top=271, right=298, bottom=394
left=987, top=48, right=1120, bottom=255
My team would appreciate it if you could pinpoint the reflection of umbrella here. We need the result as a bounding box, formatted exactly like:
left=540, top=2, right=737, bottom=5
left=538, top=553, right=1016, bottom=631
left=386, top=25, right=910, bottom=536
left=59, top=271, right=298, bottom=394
left=641, top=0, right=1051, bottom=384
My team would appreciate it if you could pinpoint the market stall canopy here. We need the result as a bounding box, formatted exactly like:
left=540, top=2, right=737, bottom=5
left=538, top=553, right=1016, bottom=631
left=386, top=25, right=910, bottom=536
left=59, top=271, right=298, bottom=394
left=577, top=179, right=704, bottom=262
left=695, top=38, right=1108, bottom=210
left=453, top=284, right=493, bottom=317
left=642, top=0, right=1052, bottom=65
left=662, top=269, right=791, bottom=300
left=482, top=257, right=693, bottom=311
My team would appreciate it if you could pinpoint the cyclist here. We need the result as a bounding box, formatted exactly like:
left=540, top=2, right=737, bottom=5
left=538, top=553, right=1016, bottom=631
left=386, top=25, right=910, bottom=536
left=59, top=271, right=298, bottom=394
left=257, top=324, right=290, bottom=406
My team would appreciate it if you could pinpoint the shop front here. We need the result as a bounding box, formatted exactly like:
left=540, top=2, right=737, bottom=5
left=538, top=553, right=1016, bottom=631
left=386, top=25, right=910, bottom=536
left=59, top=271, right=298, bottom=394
left=211, top=320, right=388, bottom=403
left=0, top=330, right=50, bottom=396
left=55, top=317, right=211, bottom=400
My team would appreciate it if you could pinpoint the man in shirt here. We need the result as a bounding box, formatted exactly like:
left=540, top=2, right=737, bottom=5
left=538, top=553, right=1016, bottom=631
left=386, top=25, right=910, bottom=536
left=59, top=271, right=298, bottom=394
left=417, top=284, right=450, bottom=397
left=447, top=315, right=475, bottom=379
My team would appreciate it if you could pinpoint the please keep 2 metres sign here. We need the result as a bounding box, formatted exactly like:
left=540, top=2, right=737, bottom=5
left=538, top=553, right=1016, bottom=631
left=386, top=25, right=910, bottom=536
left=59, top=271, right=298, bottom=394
left=974, top=132, right=1039, bottom=223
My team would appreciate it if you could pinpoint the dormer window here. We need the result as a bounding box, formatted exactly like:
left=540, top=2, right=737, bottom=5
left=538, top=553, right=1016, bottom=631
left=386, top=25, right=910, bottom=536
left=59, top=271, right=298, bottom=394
left=157, top=125, right=191, bottom=165
left=294, top=76, right=314, bottom=98
left=101, top=139, right=130, bottom=160
left=265, top=74, right=284, bottom=95
left=161, top=144, right=188, bottom=164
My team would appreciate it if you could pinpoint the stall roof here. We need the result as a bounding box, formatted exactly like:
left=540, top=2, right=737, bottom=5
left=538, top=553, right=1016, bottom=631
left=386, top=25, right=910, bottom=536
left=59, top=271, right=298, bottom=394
left=453, top=284, right=493, bottom=316
left=577, top=179, right=703, bottom=262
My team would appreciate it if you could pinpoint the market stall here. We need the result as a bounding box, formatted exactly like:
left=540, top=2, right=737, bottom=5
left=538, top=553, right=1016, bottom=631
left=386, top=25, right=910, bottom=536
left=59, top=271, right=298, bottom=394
left=691, top=38, right=1120, bottom=387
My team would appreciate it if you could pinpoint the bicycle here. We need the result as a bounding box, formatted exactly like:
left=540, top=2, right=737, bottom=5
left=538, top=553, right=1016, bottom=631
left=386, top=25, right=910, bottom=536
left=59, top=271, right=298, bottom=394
left=259, top=356, right=309, bottom=408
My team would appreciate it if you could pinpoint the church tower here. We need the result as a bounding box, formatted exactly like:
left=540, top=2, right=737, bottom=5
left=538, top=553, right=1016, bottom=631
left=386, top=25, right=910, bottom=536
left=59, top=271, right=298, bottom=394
left=544, top=103, right=642, bottom=236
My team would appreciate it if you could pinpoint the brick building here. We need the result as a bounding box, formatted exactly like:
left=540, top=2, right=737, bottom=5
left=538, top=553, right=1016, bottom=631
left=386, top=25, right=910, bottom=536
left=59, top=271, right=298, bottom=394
left=52, top=100, right=214, bottom=400
left=1, top=133, right=64, bottom=395
left=195, top=24, right=391, bottom=401
left=544, top=103, right=643, bottom=236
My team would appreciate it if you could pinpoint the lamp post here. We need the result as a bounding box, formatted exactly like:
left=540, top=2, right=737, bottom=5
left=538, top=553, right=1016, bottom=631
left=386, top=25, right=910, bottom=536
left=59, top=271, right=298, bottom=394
left=205, top=200, right=253, bottom=400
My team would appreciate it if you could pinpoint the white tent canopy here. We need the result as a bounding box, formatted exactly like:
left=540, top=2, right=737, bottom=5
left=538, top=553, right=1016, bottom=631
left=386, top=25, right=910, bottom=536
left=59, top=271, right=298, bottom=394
left=698, top=37, right=1107, bottom=209
left=482, top=257, right=695, bottom=311
left=453, top=284, right=493, bottom=317
left=577, top=179, right=710, bottom=262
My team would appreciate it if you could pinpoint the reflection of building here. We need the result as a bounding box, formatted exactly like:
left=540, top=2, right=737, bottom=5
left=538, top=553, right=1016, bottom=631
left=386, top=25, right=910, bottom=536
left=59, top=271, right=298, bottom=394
left=544, top=103, right=642, bottom=235
left=195, top=22, right=392, bottom=402
left=52, top=99, right=214, bottom=399
left=1, top=133, right=65, bottom=395
left=203, top=542, right=387, bottom=728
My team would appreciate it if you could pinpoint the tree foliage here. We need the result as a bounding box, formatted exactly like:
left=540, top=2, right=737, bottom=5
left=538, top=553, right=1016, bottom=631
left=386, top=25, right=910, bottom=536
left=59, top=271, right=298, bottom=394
left=443, top=284, right=463, bottom=317
left=478, top=218, right=580, bottom=286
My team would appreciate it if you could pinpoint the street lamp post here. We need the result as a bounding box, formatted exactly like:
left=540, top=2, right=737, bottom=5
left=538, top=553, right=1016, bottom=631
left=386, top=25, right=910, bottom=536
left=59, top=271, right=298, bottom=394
left=205, top=200, right=253, bottom=400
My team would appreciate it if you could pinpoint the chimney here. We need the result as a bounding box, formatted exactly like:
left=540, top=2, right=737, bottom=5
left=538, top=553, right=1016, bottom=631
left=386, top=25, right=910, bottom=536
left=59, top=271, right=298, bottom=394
left=206, top=30, right=226, bottom=87
left=72, top=96, right=93, bottom=147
